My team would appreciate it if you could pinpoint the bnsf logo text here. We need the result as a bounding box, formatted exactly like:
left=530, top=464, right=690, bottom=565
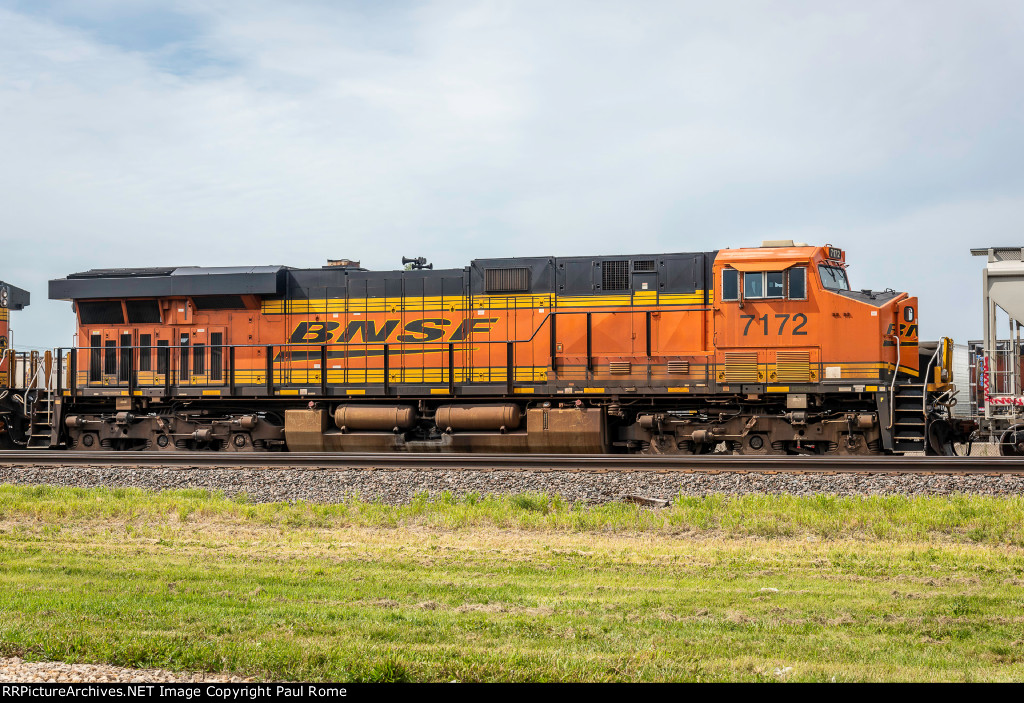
left=289, top=318, right=498, bottom=344
left=886, top=323, right=918, bottom=338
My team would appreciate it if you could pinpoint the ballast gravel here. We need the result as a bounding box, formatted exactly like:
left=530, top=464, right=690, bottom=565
left=0, top=465, right=1022, bottom=504
left=0, top=657, right=254, bottom=683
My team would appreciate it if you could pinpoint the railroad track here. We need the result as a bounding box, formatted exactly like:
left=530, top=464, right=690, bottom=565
left=0, top=451, right=1023, bottom=474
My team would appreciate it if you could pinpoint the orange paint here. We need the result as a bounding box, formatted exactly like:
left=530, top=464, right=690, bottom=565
left=69, top=245, right=918, bottom=393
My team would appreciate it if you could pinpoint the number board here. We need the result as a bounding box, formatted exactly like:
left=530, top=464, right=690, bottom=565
left=826, top=247, right=843, bottom=261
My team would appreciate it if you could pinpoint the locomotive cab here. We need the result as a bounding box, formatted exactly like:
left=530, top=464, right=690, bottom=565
left=711, top=242, right=942, bottom=454
left=714, top=242, right=918, bottom=387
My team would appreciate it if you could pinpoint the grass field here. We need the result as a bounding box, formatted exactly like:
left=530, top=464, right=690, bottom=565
left=1, top=485, right=1023, bottom=682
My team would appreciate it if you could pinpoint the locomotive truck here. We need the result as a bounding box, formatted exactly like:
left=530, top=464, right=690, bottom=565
left=0, top=241, right=965, bottom=454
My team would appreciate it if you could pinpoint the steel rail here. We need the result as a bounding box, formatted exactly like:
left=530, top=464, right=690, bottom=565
left=0, top=451, right=1023, bottom=474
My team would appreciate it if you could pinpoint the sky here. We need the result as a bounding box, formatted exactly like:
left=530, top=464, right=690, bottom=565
left=1, top=0, right=1021, bottom=349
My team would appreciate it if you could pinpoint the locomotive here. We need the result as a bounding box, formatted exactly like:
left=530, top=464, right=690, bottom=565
left=0, top=241, right=966, bottom=454
left=0, top=280, right=31, bottom=448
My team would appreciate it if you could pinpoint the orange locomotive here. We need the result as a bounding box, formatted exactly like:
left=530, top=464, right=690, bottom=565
left=0, top=280, right=30, bottom=448
left=34, top=242, right=959, bottom=454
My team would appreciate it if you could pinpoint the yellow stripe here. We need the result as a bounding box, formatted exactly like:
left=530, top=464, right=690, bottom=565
left=472, top=295, right=553, bottom=310
left=262, top=291, right=709, bottom=314
left=766, top=386, right=790, bottom=392
left=556, top=295, right=632, bottom=308
left=667, top=387, right=690, bottom=393
left=658, top=293, right=706, bottom=305
left=583, top=387, right=605, bottom=393
left=346, top=389, right=366, bottom=395
left=278, top=389, right=299, bottom=396
left=430, top=388, right=449, bottom=394
left=202, top=390, right=221, bottom=396
left=263, top=295, right=553, bottom=315
left=514, top=387, right=535, bottom=394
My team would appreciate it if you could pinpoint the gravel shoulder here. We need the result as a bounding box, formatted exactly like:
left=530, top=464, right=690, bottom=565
left=0, top=657, right=255, bottom=683
left=1, top=465, right=1023, bottom=504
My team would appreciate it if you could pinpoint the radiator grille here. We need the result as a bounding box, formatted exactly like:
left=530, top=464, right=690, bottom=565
left=609, top=362, right=632, bottom=374
left=485, top=267, right=530, bottom=293
left=602, top=261, right=629, bottom=290
left=724, top=353, right=759, bottom=382
left=667, top=360, right=690, bottom=374
left=776, top=351, right=811, bottom=382
left=79, top=301, right=125, bottom=325
left=632, top=260, right=655, bottom=272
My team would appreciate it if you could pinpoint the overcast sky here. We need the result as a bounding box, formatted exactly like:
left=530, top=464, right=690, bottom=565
left=1, top=0, right=1021, bottom=348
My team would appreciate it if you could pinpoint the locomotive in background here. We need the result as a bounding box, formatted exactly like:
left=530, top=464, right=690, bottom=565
left=0, top=242, right=967, bottom=455
left=0, top=280, right=31, bottom=448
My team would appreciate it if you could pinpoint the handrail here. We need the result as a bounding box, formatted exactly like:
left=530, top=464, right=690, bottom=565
left=886, top=333, right=900, bottom=431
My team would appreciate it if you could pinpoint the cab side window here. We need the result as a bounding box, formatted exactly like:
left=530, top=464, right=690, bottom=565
left=787, top=267, right=806, bottom=299
left=743, top=272, right=764, bottom=298
left=721, top=266, right=807, bottom=301
left=722, top=269, right=739, bottom=301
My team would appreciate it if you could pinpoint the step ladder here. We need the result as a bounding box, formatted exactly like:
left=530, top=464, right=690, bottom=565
left=26, top=389, right=60, bottom=449
left=891, top=382, right=927, bottom=452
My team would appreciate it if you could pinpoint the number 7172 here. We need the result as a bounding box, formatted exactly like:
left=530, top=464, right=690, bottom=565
left=741, top=313, right=808, bottom=336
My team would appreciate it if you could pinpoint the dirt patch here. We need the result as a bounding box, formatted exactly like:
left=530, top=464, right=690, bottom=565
left=725, top=609, right=752, bottom=624
left=453, top=602, right=555, bottom=616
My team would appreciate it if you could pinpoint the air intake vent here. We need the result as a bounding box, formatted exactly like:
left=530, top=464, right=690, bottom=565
left=601, top=261, right=629, bottom=291
left=632, top=260, right=655, bottom=272
left=667, top=360, right=689, bottom=374
left=485, top=267, right=530, bottom=293
left=609, top=362, right=632, bottom=375
left=724, top=353, right=759, bottom=382
left=776, top=351, right=811, bottom=382
left=78, top=301, right=125, bottom=325
left=126, top=300, right=161, bottom=323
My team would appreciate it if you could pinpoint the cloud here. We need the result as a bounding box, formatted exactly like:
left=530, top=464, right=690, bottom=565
left=0, top=0, right=1021, bottom=347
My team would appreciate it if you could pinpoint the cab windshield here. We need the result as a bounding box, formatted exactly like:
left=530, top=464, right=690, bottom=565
left=818, top=264, right=849, bottom=291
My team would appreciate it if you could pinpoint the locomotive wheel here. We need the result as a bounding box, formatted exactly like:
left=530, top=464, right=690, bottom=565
left=642, top=435, right=683, bottom=455
left=998, top=426, right=1024, bottom=456
left=734, top=434, right=782, bottom=456
left=926, top=420, right=955, bottom=456
left=675, top=440, right=714, bottom=455
left=832, top=434, right=874, bottom=456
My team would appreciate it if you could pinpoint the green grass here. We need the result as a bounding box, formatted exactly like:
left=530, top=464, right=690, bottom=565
left=1, top=485, right=1023, bottom=681
left=2, top=485, right=1024, bottom=544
